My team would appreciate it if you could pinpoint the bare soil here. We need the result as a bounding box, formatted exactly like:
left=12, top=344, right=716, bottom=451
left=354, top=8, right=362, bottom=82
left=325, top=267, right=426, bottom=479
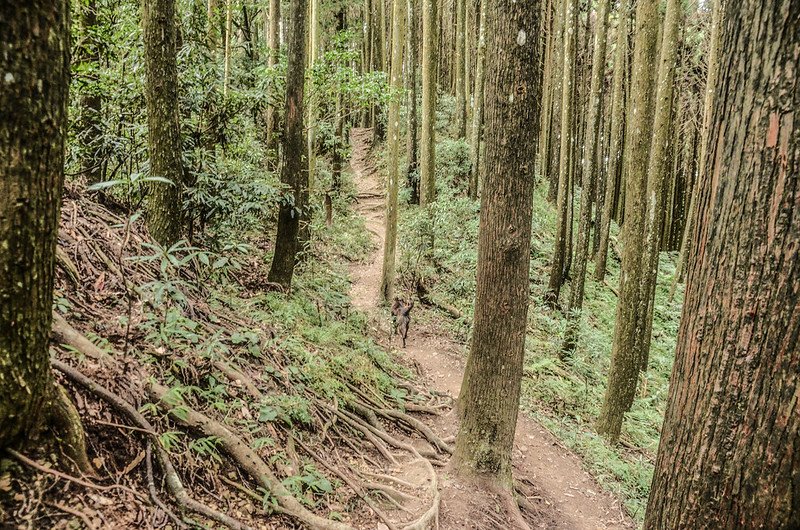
left=347, top=128, right=635, bottom=530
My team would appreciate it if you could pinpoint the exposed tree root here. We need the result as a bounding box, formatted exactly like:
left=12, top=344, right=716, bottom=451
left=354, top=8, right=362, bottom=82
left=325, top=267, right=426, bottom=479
left=51, top=359, right=253, bottom=530
left=148, top=381, right=357, bottom=530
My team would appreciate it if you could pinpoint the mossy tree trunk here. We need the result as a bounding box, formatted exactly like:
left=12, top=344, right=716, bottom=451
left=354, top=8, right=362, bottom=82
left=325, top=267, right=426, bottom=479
left=544, top=0, right=576, bottom=307
left=562, top=0, right=611, bottom=356
left=0, top=0, right=91, bottom=472
left=143, top=0, right=185, bottom=247
left=453, top=0, right=541, bottom=489
left=267, top=0, right=308, bottom=290
left=594, top=0, right=630, bottom=282
left=596, top=0, right=659, bottom=442
left=467, top=0, right=485, bottom=200
left=645, top=1, right=799, bottom=525
left=380, top=0, right=406, bottom=303
left=420, top=0, right=437, bottom=206
left=406, top=0, right=420, bottom=204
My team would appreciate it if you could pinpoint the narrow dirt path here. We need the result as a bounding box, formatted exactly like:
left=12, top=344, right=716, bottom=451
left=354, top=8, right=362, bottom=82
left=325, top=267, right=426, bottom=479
left=347, top=128, right=634, bottom=529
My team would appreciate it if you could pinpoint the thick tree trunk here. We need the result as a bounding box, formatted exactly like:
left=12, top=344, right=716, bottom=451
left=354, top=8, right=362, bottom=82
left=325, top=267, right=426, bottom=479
left=544, top=0, right=576, bottom=306
left=380, top=0, right=406, bottom=303
left=406, top=0, right=420, bottom=204
left=636, top=0, right=682, bottom=371
left=267, top=0, right=308, bottom=290
left=597, top=0, right=659, bottom=442
left=467, top=0, right=485, bottom=200
left=453, top=0, right=541, bottom=489
left=562, top=0, right=611, bottom=356
left=594, top=0, right=629, bottom=281
left=420, top=0, right=437, bottom=205
left=143, top=0, right=185, bottom=247
left=644, top=1, right=799, bottom=526
left=0, top=0, right=90, bottom=472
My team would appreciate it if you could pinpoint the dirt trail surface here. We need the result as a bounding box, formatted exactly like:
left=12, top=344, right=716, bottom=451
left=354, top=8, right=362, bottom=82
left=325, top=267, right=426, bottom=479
left=347, top=128, right=635, bottom=529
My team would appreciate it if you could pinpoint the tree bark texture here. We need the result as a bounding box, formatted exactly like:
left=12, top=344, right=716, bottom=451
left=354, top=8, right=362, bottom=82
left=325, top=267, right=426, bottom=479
left=453, top=0, right=541, bottom=487
left=420, top=0, right=438, bottom=206
left=467, top=0, right=486, bottom=200
left=645, top=1, right=799, bottom=526
left=406, top=0, right=420, bottom=204
left=143, top=0, right=185, bottom=247
left=268, top=0, right=308, bottom=289
left=0, top=0, right=69, bottom=448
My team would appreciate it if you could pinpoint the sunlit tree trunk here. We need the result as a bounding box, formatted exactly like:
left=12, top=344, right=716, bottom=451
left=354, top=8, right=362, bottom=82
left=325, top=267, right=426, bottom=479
left=0, top=0, right=91, bottom=472
left=645, top=1, right=799, bottom=525
left=467, top=0, right=485, bottom=200
left=454, top=0, right=541, bottom=499
left=143, top=0, right=184, bottom=246
left=544, top=0, right=576, bottom=306
left=420, top=0, right=437, bottom=205
left=562, top=0, right=610, bottom=356
left=594, top=0, right=630, bottom=282
left=597, top=0, right=659, bottom=442
left=406, top=0, right=420, bottom=204
left=380, top=0, right=406, bottom=303
left=268, top=0, right=307, bottom=289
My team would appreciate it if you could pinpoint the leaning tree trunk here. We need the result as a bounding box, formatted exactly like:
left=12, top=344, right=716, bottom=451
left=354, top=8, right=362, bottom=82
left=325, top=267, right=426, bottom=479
left=0, top=0, right=91, bottom=472
left=467, top=0, right=485, bottom=200
left=267, top=0, right=308, bottom=290
left=562, top=0, right=610, bottom=356
left=420, top=0, right=437, bottom=206
left=453, top=0, right=541, bottom=491
left=544, top=0, right=576, bottom=307
left=143, top=0, right=184, bottom=247
left=644, top=1, right=799, bottom=526
left=380, top=0, right=406, bottom=303
left=597, top=0, right=659, bottom=442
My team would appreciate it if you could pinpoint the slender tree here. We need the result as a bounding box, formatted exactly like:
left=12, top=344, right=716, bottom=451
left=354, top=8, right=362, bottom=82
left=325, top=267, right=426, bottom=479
left=420, top=0, right=437, bottom=205
left=406, top=0, right=420, bottom=204
left=562, top=0, right=611, bottom=356
left=453, top=0, right=541, bottom=500
left=594, top=0, right=630, bottom=281
left=454, top=0, right=467, bottom=138
left=223, top=0, right=233, bottom=97
left=645, top=1, right=799, bottom=525
left=78, top=0, right=103, bottom=184
left=267, top=0, right=308, bottom=289
left=597, top=0, right=660, bottom=442
left=467, top=0, right=485, bottom=200
left=143, top=0, right=185, bottom=246
left=544, top=0, right=576, bottom=306
left=265, top=0, right=281, bottom=160
left=380, top=0, right=406, bottom=302
left=0, top=0, right=91, bottom=472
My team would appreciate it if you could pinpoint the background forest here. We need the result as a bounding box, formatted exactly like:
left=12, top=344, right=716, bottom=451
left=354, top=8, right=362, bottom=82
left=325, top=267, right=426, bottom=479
left=1, top=0, right=797, bottom=529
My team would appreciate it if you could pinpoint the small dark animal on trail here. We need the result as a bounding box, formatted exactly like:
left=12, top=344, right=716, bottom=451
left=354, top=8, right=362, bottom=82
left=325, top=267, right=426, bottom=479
left=391, top=298, right=414, bottom=348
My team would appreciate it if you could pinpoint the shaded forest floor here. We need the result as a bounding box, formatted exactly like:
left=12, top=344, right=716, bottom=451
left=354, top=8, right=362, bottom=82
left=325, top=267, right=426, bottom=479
left=348, top=128, right=633, bottom=529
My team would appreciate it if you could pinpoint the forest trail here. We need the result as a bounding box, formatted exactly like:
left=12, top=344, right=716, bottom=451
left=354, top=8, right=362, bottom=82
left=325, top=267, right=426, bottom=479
left=347, top=128, right=634, bottom=529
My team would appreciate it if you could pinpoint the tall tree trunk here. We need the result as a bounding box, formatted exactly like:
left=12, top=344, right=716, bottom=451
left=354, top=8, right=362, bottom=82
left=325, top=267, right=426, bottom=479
left=670, top=0, right=723, bottom=296
left=406, top=0, right=420, bottom=204
left=636, top=0, right=682, bottom=371
left=596, top=0, right=659, bottom=442
left=78, top=0, right=103, bottom=184
left=0, top=0, right=91, bottom=472
left=380, top=0, right=406, bottom=303
left=546, top=0, right=564, bottom=203
left=644, top=1, right=799, bottom=525
left=265, top=0, right=281, bottom=161
left=537, top=0, right=554, bottom=180
left=453, top=0, right=541, bottom=493
left=267, top=0, right=308, bottom=290
left=467, top=0, right=485, bottom=200
left=544, top=0, right=576, bottom=306
left=207, top=0, right=219, bottom=47
left=561, top=0, right=611, bottom=356
left=420, top=0, right=437, bottom=205
left=454, top=0, right=467, bottom=138
left=223, top=0, right=233, bottom=97
left=143, top=0, right=185, bottom=247
left=594, top=0, right=630, bottom=281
